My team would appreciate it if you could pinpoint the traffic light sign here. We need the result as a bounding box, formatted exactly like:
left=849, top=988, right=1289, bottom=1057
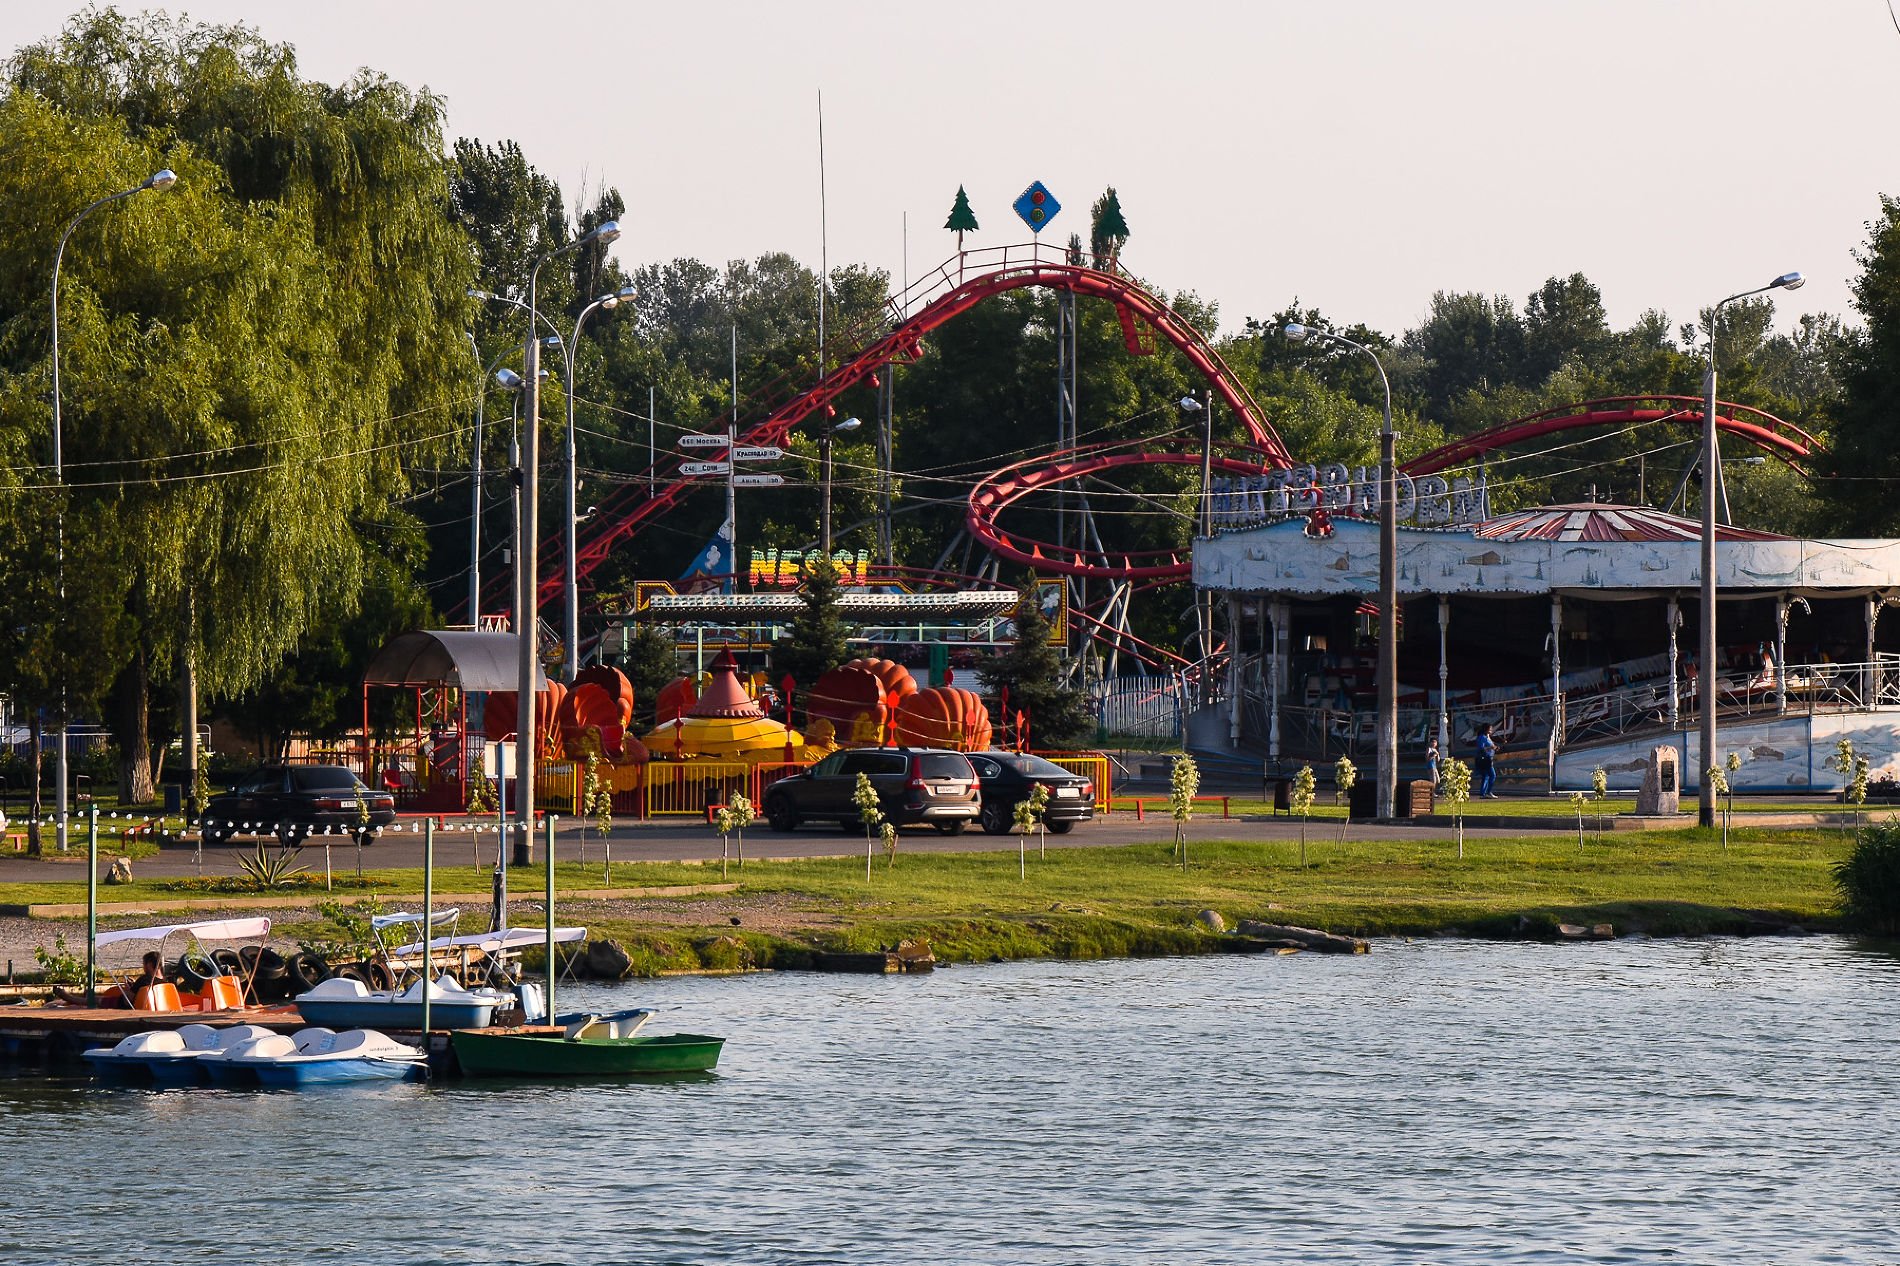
left=1013, top=181, right=1061, bottom=234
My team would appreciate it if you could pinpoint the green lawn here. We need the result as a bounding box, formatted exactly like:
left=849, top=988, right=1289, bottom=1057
left=5, top=828, right=1852, bottom=973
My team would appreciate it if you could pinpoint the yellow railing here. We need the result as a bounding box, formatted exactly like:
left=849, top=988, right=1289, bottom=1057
left=1034, top=751, right=1112, bottom=811
left=644, top=761, right=755, bottom=816
left=535, top=761, right=582, bottom=813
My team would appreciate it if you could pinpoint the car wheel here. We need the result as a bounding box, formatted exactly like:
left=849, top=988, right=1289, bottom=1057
left=275, top=823, right=305, bottom=847
left=1048, top=819, right=1076, bottom=834
left=766, top=797, right=799, bottom=833
left=980, top=802, right=1010, bottom=835
left=200, top=825, right=229, bottom=847
left=934, top=820, right=967, bottom=836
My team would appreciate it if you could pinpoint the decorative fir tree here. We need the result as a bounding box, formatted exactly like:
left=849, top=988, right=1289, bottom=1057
left=773, top=554, right=854, bottom=696
left=1090, top=187, right=1130, bottom=269
left=980, top=589, right=1094, bottom=750
left=620, top=624, right=681, bottom=731
left=944, top=185, right=979, bottom=252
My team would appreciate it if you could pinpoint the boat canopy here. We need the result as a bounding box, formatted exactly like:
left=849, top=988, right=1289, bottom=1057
left=371, top=908, right=461, bottom=931
left=97, top=916, right=271, bottom=947
left=389, top=926, right=586, bottom=957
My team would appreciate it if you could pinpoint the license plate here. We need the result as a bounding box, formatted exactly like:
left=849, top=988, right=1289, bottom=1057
left=338, top=799, right=357, bottom=809
left=932, top=783, right=965, bottom=796
left=1056, top=787, right=1079, bottom=798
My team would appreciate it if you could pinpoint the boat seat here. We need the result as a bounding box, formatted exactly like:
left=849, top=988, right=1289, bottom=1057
left=299, top=978, right=371, bottom=1001
left=177, top=1023, right=222, bottom=1051
left=291, top=1027, right=340, bottom=1055
left=194, top=1023, right=275, bottom=1052
left=108, top=1030, right=188, bottom=1056
left=564, top=1014, right=603, bottom=1040
left=198, top=975, right=245, bottom=1011
left=135, top=983, right=184, bottom=1012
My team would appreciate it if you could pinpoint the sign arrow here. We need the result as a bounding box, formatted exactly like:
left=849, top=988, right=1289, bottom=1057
left=679, top=461, right=731, bottom=477
left=732, top=473, right=786, bottom=488
left=678, top=434, right=729, bottom=450
left=731, top=446, right=785, bottom=462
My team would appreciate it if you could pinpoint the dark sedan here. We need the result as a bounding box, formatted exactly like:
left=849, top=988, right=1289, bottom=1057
left=968, top=752, right=1095, bottom=835
left=201, top=764, right=397, bottom=845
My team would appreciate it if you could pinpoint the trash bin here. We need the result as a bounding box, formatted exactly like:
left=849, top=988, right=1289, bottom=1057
left=1265, top=775, right=1291, bottom=814
left=163, top=784, right=182, bottom=814
left=1348, top=780, right=1378, bottom=821
left=1399, top=779, right=1435, bottom=818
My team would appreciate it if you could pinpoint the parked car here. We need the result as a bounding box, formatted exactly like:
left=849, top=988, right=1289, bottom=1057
left=200, top=764, right=397, bottom=845
left=763, top=747, right=981, bottom=834
left=967, top=752, right=1095, bottom=835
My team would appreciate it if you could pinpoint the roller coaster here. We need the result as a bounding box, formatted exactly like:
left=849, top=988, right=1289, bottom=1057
left=486, top=242, right=1822, bottom=667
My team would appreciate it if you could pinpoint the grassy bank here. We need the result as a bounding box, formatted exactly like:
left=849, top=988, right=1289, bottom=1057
left=8, top=828, right=1851, bottom=975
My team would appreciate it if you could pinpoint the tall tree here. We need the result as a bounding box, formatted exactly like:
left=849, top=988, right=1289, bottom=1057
left=1826, top=195, right=1900, bottom=533
left=0, top=11, right=475, bottom=800
left=772, top=556, right=853, bottom=692
left=1090, top=187, right=1130, bottom=270
left=981, top=591, right=1094, bottom=749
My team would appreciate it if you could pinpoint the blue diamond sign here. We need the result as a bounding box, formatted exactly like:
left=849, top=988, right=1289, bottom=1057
left=1013, top=181, right=1061, bottom=234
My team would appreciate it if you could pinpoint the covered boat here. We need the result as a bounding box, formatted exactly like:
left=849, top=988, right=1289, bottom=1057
left=292, top=975, right=511, bottom=1030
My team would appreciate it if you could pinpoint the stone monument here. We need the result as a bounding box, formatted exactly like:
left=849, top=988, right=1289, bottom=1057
left=1635, top=745, right=1680, bottom=815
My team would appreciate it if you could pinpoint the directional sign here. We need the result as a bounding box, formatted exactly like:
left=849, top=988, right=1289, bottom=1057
left=731, top=446, right=784, bottom=462
left=679, top=461, right=731, bottom=477
left=732, top=473, right=786, bottom=488
left=678, top=433, right=729, bottom=450
left=1013, top=181, right=1060, bottom=234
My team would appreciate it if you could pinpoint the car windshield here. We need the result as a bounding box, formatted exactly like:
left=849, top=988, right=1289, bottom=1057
left=919, top=754, right=973, bottom=779
left=291, top=767, right=363, bottom=792
left=1004, top=755, right=1076, bottom=779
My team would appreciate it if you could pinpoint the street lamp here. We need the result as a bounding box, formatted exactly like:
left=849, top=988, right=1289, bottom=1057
left=561, top=285, right=637, bottom=683
left=1698, top=269, right=1803, bottom=827
left=821, top=416, right=862, bottom=555
left=1285, top=322, right=1397, bottom=819
left=515, top=219, right=620, bottom=866
left=465, top=320, right=560, bottom=627
left=49, top=168, right=175, bottom=863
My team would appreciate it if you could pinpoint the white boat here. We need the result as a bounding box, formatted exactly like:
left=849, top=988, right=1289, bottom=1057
left=293, top=975, right=515, bottom=1030
left=82, top=1023, right=278, bottom=1085
left=216, top=1026, right=426, bottom=1087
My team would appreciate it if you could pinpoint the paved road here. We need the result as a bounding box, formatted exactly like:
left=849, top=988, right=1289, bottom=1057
left=0, top=809, right=1569, bottom=884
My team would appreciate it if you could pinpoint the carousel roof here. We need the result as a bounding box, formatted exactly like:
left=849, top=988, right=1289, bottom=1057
left=688, top=648, right=766, bottom=719
left=1471, top=503, right=1786, bottom=544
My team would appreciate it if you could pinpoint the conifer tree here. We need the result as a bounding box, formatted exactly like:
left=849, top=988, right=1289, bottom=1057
left=1090, top=187, right=1130, bottom=269
left=773, top=555, right=853, bottom=693
left=980, top=589, right=1094, bottom=749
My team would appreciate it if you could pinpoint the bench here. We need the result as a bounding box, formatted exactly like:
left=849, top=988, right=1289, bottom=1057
left=1109, top=794, right=1230, bottom=821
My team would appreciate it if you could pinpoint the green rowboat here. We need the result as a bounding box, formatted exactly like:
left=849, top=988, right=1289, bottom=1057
left=450, top=1029, right=725, bottom=1077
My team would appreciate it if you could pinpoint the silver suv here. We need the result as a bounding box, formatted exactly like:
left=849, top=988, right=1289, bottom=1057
left=763, top=747, right=981, bottom=835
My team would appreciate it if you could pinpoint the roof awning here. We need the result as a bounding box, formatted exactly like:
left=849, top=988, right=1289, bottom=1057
left=98, top=916, right=272, bottom=947
left=362, top=630, right=545, bottom=693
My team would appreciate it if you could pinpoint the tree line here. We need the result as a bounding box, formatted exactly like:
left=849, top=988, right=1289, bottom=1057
left=3, top=10, right=1897, bottom=819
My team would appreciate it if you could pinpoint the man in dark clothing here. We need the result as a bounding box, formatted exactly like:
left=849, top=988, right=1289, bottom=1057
left=1474, top=724, right=1498, bottom=798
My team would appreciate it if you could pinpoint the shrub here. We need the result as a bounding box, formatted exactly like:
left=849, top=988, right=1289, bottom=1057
left=1837, top=820, right=1900, bottom=935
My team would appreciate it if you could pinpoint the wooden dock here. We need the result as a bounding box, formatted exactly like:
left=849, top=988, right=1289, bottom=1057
left=0, top=1005, right=307, bottom=1068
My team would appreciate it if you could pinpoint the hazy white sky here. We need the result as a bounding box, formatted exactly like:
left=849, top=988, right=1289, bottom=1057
left=9, top=1, right=1896, bottom=338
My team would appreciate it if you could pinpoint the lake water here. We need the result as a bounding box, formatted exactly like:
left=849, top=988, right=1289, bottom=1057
left=2, top=937, right=1896, bottom=1265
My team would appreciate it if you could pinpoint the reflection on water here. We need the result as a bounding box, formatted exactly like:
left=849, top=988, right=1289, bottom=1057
left=2, top=937, right=1896, bottom=1264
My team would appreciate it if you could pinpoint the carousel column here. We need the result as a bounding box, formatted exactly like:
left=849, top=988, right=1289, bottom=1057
left=1267, top=600, right=1285, bottom=764
left=1666, top=599, right=1682, bottom=730
left=1436, top=597, right=1451, bottom=756
left=1867, top=596, right=1881, bottom=706
left=1775, top=597, right=1789, bottom=716
left=1227, top=595, right=1243, bottom=747
left=1549, top=596, right=1564, bottom=785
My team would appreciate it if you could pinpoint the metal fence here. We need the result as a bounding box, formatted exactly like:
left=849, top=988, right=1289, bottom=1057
left=1034, top=751, right=1113, bottom=810
left=1096, top=676, right=1188, bottom=741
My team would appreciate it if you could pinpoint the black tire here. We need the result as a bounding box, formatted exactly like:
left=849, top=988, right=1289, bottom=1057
left=364, top=959, right=394, bottom=991
left=275, top=823, right=306, bottom=847
left=765, top=796, right=799, bottom=833
left=285, top=952, right=329, bottom=992
left=332, top=962, right=371, bottom=986
left=200, top=825, right=230, bottom=847
left=980, top=801, right=1010, bottom=835
left=355, top=829, right=375, bottom=848
left=1048, top=819, right=1076, bottom=834
left=253, top=946, right=288, bottom=981
left=211, top=948, right=244, bottom=978
left=177, top=951, right=215, bottom=992
left=934, top=820, right=967, bottom=836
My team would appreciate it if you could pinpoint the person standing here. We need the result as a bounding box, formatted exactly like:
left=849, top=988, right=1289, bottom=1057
left=1425, top=735, right=1442, bottom=787
left=1474, top=723, right=1498, bottom=798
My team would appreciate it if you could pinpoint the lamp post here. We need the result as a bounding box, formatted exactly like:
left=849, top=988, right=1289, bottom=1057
left=1698, top=270, right=1803, bottom=827
left=515, top=220, right=619, bottom=865
left=1285, top=322, right=1397, bottom=819
left=820, top=416, right=861, bottom=555
left=561, top=285, right=636, bottom=682
left=49, top=168, right=175, bottom=853
left=1179, top=394, right=1216, bottom=703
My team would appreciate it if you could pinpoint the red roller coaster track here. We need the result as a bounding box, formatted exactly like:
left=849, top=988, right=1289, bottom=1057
left=500, top=247, right=1827, bottom=612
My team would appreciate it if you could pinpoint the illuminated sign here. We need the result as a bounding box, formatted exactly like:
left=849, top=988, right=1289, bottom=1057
left=748, top=547, right=872, bottom=589
left=1211, top=464, right=1490, bottom=529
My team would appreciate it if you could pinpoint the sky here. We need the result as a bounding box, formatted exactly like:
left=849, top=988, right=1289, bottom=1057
left=7, top=1, right=1897, bottom=339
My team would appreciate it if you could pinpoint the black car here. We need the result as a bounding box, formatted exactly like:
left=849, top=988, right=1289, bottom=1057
left=763, top=747, right=981, bottom=834
left=968, top=751, right=1095, bottom=835
left=201, top=764, right=397, bottom=845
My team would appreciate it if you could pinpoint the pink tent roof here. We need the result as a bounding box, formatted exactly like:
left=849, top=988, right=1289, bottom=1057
left=1472, top=503, right=1786, bottom=544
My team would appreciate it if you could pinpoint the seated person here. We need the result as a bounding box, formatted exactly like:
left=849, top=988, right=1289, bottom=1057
left=51, top=951, right=163, bottom=1009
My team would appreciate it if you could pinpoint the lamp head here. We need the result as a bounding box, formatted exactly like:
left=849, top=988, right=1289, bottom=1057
left=1282, top=322, right=1312, bottom=344
left=589, top=219, right=622, bottom=246
left=835, top=417, right=863, bottom=433
left=1177, top=396, right=1203, bottom=412
left=467, top=287, right=494, bottom=300
left=1771, top=271, right=1805, bottom=291
left=494, top=368, right=525, bottom=392
left=541, top=335, right=562, bottom=348
left=145, top=169, right=177, bottom=191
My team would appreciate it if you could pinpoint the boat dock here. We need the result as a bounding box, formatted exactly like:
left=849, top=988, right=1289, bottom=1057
left=0, top=1007, right=558, bottom=1073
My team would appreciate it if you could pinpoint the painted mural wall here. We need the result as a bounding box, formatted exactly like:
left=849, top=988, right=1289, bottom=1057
left=1552, top=711, right=1900, bottom=793
left=1194, top=518, right=1900, bottom=598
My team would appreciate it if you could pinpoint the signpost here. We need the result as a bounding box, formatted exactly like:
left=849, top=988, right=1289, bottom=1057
left=678, top=434, right=728, bottom=450
left=733, top=473, right=786, bottom=488
left=731, top=446, right=784, bottom=462
left=680, top=461, right=731, bottom=477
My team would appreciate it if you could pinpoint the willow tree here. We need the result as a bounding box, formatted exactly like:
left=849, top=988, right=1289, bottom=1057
left=0, top=12, right=475, bottom=800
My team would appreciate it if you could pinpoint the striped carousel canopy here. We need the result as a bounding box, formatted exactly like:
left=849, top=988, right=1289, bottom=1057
left=1471, top=504, right=1786, bottom=544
